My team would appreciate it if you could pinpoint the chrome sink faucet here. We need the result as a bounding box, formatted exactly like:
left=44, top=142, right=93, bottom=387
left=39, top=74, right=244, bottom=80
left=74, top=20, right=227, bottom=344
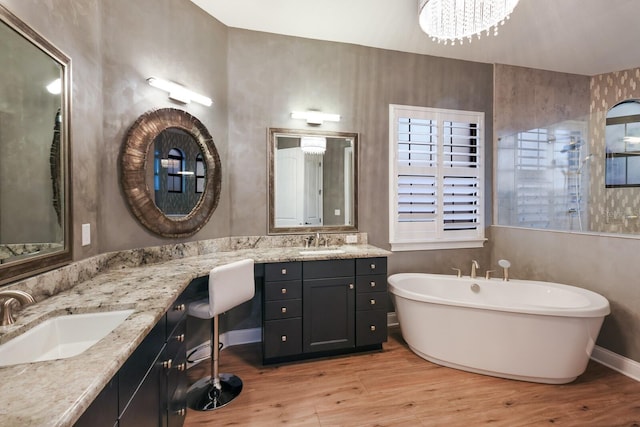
left=0, top=290, right=35, bottom=326
left=470, top=260, right=479, bottom=279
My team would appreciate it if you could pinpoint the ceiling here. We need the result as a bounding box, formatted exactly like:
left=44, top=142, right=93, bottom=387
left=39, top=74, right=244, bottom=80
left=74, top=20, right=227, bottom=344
left=190, top=0, right=640, bottom=76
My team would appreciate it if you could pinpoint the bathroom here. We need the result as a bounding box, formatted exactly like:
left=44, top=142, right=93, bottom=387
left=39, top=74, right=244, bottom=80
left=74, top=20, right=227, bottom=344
left=0, top=0, right=639, bottom=425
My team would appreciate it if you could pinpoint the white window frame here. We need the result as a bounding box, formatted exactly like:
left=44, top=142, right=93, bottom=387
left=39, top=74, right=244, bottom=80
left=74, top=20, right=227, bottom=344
left=389, top=104, right=486, bottom=251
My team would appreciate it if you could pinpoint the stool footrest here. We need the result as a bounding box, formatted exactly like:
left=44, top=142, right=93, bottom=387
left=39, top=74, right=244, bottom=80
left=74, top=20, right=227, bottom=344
left=186, top=374, right=243, bottom=411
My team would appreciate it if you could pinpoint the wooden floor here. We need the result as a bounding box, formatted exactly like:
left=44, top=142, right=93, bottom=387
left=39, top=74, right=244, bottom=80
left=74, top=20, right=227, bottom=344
left=185, top=327, right=640, bottom=426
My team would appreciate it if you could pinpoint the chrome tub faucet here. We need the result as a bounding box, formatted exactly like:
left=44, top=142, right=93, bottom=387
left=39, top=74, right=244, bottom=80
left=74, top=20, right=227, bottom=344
left=470, top=260, right=479, bottom=279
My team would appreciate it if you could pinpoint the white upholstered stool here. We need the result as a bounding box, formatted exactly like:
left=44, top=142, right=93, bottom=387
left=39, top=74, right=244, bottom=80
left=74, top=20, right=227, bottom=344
left=186, top=258, right=255, bottom=411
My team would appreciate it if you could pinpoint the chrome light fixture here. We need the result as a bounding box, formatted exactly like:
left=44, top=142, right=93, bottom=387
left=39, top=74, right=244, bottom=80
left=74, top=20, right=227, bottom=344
left=147, top=77, right=212, bottom=107
left=300, top=136, right=327, bottom=155
left=291, top=111, right=341, bottom=125
left=418, top=0, right=520, bottom=45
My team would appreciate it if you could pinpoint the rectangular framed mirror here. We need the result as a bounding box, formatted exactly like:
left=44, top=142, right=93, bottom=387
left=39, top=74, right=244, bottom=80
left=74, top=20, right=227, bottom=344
left=0, top=5, right=71, bottom=285
left=268, top=128, right=358, bottom=234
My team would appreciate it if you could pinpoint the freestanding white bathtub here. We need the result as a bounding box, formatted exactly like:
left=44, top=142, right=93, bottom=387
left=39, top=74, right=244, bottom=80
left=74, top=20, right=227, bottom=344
left=388, top=273, right=610, bottom=384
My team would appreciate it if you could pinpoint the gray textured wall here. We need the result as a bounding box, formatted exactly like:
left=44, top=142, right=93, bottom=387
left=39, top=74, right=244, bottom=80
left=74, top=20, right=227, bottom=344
left=491, top=64, right=640, bottom=363
left=226, top=29, right=494, bottom=275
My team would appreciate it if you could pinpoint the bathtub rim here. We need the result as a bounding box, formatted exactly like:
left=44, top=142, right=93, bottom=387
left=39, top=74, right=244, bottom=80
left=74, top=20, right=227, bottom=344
left=388, top=272, right=610, bottom=318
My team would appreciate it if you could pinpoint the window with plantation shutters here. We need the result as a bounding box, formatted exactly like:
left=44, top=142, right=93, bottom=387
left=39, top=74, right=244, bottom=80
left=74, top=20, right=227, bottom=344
left=389, top=105, right=485, bottom=251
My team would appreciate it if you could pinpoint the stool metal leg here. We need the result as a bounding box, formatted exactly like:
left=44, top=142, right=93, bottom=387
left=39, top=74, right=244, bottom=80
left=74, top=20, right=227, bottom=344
left=186, top=315, right=243, bottom=411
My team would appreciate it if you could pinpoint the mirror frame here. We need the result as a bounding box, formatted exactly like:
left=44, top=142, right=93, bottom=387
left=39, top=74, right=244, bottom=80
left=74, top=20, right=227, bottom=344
left=0, top=5, right=72, bottom=286
left=120, top=108, right=221, bottom=238
left=268, top=127, right=359, bottom=235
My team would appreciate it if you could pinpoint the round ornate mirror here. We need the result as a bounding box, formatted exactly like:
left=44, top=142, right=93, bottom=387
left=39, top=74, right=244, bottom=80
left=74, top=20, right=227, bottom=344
left=120, top=108, right=221, bottom=237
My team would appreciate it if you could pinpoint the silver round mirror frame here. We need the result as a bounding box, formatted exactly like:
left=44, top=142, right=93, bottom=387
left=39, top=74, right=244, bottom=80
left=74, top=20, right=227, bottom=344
left=120, top=108, right=221, bottom=237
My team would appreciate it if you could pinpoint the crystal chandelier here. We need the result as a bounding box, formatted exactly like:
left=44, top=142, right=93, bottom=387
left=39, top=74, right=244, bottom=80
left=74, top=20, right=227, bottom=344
left=418, top=0, right=520, bottom=45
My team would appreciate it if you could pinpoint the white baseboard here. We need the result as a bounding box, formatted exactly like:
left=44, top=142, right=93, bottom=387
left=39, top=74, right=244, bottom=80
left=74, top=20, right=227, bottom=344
left=591, top=345, right=640, bottom=382
left=387, top=311, right=398, bottom=327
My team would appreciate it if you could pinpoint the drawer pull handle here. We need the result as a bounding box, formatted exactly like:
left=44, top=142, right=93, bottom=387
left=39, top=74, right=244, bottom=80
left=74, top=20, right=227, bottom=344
left=177, top=362, right=187, bottom=372
left=370, top=299, right=376, bottom=305
left=162, top=359, right=172, bottom=369
left=370, top=263, right=376, bottom=270
left=281, top=288, right=287, bottom=294
left=370, top=281, right=376, bottom=288
left=281, top=307, right=287, bottom=313
left=174, top=303, right=186, bottom=312
left=175, top=333, right=185, bottom=343
left=349, top=283, right=354, bottom=290
left=281, top=268, right=287, bottom=275
left=370, top=325, right=376, bottom=332
left=176, top=408, right=186, bottom=417
left=281, top=335, right=287, bottom=342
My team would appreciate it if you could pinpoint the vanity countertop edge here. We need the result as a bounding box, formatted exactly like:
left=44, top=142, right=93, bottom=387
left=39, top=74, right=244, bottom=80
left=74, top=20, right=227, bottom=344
left=0, top=242, right=390, bottom=427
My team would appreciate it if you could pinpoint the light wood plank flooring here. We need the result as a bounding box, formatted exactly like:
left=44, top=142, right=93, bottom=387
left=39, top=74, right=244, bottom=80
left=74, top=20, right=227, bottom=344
left=185, top=327, right=640, bottom=426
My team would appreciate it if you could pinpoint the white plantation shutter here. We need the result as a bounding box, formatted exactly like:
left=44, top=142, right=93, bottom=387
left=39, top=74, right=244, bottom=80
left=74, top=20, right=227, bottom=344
left=389, top=105, right=485, bottom=251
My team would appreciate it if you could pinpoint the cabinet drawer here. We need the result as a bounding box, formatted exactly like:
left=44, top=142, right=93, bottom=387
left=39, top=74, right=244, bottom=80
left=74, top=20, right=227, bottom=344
left=303, top=259, right=354, bottom=279
left=163, top=341, right=187, bottom=405
left=265, top=262, right=302, bottom=281
left=355, top=275, right=387, bottom=293
left=264, top=280, right=302, bottom=301
left=167, top=319, right=187, bottom=354
left=356, top=310, right=388, bottom=347
left=265, top=299, right=302, bottom=320
left=356, top=292, right=387, bottom=311
left=263, top=318, right=302, bottom=359
left=356, top=257, right=387, bottom=275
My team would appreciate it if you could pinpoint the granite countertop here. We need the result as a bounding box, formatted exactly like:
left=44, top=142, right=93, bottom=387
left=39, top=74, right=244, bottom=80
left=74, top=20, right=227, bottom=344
left=0, top=240, right=389, bottom=427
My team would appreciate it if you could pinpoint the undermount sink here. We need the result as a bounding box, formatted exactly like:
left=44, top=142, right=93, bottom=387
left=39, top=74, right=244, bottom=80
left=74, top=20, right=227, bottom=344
left=0, top=309, right=134, bottom=367
left=299, top=249, right=346, bottom=256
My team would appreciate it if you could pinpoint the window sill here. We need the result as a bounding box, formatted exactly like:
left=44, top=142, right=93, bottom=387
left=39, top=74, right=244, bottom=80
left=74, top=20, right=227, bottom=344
left=390, top=238, right=486, bottom=252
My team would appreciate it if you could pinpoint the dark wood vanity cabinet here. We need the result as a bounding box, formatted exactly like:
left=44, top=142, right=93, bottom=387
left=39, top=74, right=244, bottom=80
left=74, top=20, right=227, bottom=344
left=262, top=257, right=387, bottom=364
left=75, top=284, right=195, bottom=427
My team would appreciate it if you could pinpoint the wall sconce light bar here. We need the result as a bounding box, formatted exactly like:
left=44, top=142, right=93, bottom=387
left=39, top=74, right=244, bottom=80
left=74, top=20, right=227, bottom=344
left=147, top=77, right=212, bottom=107
left=291, top=111, right=341, bottom=125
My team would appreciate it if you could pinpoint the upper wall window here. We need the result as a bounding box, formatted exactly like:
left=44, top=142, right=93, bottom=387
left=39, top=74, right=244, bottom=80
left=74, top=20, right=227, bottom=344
left=606, top=100, right=640, bottom=187
left=388, top=105, right=485, bottom=251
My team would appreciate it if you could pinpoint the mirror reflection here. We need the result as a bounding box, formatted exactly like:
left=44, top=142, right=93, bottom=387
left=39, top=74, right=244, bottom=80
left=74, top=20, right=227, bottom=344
left=0, top=5, right=71, bottom=283
left=268, top=128, right=358, bottom=234
left=146, top=128, right=206, bottom=217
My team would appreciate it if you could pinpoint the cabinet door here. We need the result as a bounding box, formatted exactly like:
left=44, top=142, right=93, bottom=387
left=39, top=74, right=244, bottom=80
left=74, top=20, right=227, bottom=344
left=303, top=277, right=354, bottom=353
left=119, top=319, right=165, bottom=413
left=119, top=354, right=164, bottom=427
left=74, top=377, right=118, bottom=427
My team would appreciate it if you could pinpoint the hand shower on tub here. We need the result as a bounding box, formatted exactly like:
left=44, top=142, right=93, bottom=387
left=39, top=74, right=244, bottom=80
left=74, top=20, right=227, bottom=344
left=498, top=259, right=511, bottom=281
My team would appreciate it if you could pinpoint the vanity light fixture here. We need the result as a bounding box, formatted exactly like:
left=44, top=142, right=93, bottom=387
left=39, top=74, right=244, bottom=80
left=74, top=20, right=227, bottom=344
left=46, top=78, right=61, bottom=94
left=147, top=77, right=212, bottom=107
left=418, top=0, right=520, bottom=45
left=300, top=136, right=327, bottom=155
left=291, top=111, right=341, bottom=125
